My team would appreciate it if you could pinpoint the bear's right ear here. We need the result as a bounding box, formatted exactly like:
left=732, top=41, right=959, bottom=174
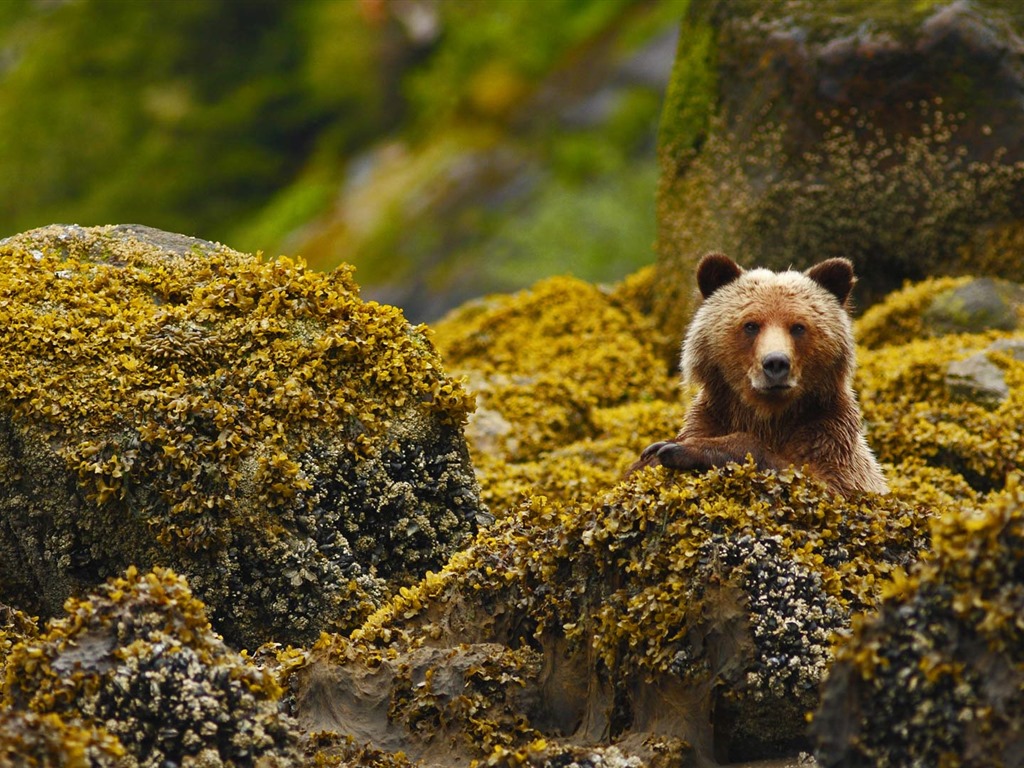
left=696, top=252, right=743, bottom=299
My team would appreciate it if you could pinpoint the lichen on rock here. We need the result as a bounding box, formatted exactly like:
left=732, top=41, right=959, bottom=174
left=0, top=224, right=483, bottom=648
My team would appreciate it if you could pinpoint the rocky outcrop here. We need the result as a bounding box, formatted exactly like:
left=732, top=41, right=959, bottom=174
left=813, top=481, right=1024, bottom=767
left=655, top=0, right=1024, bottom=343
left=0, top=224, right=484, bottom=648
left=3, top=566, right=301, bottom=767
left=287, top=465, right=927, bottom=766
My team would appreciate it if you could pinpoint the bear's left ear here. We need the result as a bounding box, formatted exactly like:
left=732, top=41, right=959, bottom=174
left=806, top=258, right=855, bottom=307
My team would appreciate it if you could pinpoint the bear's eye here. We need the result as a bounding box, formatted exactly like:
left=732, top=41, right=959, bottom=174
left=742, top=321, right=760, bottom=336
left=791, top=323, right=806, bottom=337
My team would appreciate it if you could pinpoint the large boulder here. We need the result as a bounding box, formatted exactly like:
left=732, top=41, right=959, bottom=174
left=0, top=224, right=483, bottom=648
left=655, top=0, right=1024, bottom=343
left=287, top=465, right=928, bottom=766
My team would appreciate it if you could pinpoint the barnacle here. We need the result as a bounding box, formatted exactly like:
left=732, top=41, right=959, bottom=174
left=2, top=566, right=300, bottom=767
left=0, top=224, right=483, bottom=648
left=813, top=477, right=1024, bottom=766
left=308, top=462, right=930, bottom=764
left=0, top=710, right=131, bottom=768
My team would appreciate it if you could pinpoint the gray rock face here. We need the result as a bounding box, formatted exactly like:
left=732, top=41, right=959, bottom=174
left=926, top=278, right=1024, bottom=335
left=0, top=224, right=484, bottom=648
left=946, top=338, right=1024, bottom=406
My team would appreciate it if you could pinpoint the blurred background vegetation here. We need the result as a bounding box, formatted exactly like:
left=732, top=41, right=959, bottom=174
left=0, top=0, right=687, bottom=320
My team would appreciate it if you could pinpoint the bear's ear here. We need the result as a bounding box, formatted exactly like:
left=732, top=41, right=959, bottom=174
left=697, top=252, right=743, bottom=299
left=806, top=258, right=855, bottom=307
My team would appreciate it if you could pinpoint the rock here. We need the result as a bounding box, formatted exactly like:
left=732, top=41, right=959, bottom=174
left=287, top=464, right=928, bottom=766
left=946, top=338, right=1024, bottom=406
left=0, top=710, right=132, bottom=768
left=812, top=480, right=1024, bottom=767
left=925, top=277, right=1024, bottom=335
left=654, top=0, right=1024, bottom=345
left=946, top=351, right=1011, bottom=405
left=3, top=566, right=301, bottom=767
left=0, top=224, right=483, bottom=648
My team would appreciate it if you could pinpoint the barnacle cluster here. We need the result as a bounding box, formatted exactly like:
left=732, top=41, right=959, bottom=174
left=0, top=224, right=482, bottom=647
left=655, top=98, right=1024, bottom=341
left=2, top=565, right=300, bottom=767
left=313, top=462, right=928, bottom=763
left=0, top=710, right=131, bottom=768
left=813, top=478, right=1024, bottom=766
left=433, top=275, right=677, bottom=512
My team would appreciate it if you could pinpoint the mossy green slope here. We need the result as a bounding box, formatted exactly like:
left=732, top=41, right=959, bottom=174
left=0, top=224, right=481, bottom=648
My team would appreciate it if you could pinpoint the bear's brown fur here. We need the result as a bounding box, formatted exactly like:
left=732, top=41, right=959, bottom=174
left=636, top=252, right=888, bottom=496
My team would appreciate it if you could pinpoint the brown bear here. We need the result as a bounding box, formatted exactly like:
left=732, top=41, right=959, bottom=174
left=636, top=252, right=888, bottom=496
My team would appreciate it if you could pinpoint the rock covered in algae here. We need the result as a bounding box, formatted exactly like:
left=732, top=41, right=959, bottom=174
left=2, top=566, right=300, bottom=767
left=852, top=279, right=1024, bottom=495
left=287, top=463, right=929, bottom=766
left=0, top=710, right=132, bottom=768
left=0, top=223, right=483, bottom=648
left=812, top=478, right=1024, bottom=767
left=433, top=273, right=679, bottom=513
left=654, top=0, right=1024, bottom=343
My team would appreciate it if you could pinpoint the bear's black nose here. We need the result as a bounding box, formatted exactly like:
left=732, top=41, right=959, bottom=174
left=762, top=352, right=791, bottom=385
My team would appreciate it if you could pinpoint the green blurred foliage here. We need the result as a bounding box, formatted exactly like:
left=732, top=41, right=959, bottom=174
left=0, top=0, right=687, bottom=312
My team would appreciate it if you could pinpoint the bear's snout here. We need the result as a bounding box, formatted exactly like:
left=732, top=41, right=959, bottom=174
left=761, top=352, right=791, bottom=387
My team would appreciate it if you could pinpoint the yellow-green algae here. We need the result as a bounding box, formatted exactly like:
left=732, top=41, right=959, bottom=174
left=0, top=224, right=482, bottom=648
left=813, top=476, right=1024, bottom=766
left=290, top=463, right=930, bottom=764
left=3, top=565, right=299, bottom=767
left=0, top=711, right=131, bottom=768
left=856, top=329, right=1024, bottom=493
left=433, top=275, right=678, bottom=512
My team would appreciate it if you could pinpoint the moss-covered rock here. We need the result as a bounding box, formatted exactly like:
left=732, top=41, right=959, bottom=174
left=288, top=464, right=930, bottom=766
left=813, top=477, right=1024, bottom=767
left=2, top=566, right=300, bottom=767
left=654, top=0, right=1024, bottom=347
left=0, top=224, right=482, bottom=648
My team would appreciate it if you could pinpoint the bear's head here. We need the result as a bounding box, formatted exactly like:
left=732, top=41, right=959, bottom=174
left=682, top=253, right=857, bottom=418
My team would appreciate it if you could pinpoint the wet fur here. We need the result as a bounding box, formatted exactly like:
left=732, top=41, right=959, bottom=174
left=634, top=253, right=888, bottom=496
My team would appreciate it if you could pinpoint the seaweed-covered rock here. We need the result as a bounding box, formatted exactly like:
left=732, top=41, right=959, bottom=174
left=924, top=278, right=1024, bottom=336
left=433, top=275, right=677, bottom=512
left=288, top=464, right=930, bottom=766
left=654, top=0, right=1024, bottom=344
left=813, top=478, right=1024, bottom=767
left=0, top=710, right=132, bottom=768
left=0, top=224, right=482, bottom=648
left=854, top=303, right=1024, bottom=494
left=2, top=566, right=300, bottom=767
